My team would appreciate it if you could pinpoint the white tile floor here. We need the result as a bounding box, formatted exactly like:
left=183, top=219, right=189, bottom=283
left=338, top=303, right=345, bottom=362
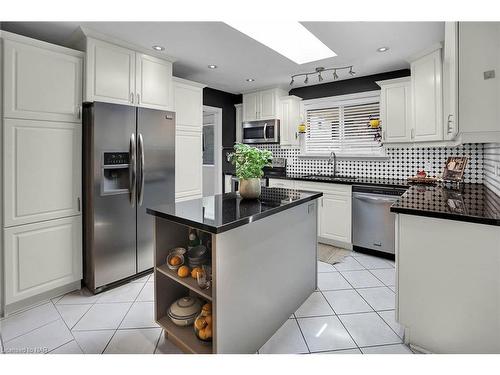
left=0, top=250, right=413, bottom=354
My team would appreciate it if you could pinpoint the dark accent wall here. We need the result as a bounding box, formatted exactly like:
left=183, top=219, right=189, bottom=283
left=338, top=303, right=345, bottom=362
left=289, top=69, right=410, bottom=100
left=203, top=87, right=242, bottom=147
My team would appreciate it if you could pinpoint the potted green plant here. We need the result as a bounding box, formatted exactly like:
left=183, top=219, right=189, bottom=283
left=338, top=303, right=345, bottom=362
left=229, top=143, right=272, bottom=199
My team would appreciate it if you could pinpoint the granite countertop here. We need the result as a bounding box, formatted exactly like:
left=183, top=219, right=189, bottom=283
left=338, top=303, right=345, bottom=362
left=269, top=174, right=410, bottom=189
left=390, top=183, right=500, bottom=226
left=146, top=187, right=323, bottom=234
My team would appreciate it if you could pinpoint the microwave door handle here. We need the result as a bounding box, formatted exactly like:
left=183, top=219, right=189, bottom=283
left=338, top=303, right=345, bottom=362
left=129, top=133, right=137, bottom=207
left=263, top=123, right=268, bottom=141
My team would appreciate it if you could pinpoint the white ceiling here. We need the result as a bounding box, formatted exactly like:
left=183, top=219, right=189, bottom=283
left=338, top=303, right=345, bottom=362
left=0, top=21, right=444, bottom=94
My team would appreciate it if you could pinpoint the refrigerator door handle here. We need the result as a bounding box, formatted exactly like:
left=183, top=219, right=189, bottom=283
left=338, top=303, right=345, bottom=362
left=129, top=133, right=137, bottom=207
left=138, top=133, right=145, bottom=206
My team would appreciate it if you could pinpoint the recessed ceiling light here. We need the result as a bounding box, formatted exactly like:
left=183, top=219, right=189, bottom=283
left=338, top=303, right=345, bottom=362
left=208, top=64, right=217, bottom=69
left=152, top=45, right=165, bottom=51
left=377, top=46, right=389, bottom=52
left=246, top=78, right=255, bottom=82
left=225, top=21, right=336, bottom=65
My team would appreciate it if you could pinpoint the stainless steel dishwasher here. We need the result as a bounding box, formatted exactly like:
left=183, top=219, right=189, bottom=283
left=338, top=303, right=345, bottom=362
left=352, top=185, right=407, bottom=255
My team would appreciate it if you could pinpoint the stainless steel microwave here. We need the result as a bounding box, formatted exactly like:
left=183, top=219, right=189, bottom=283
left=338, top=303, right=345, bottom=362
left=241, top=119, right=280, bottom=144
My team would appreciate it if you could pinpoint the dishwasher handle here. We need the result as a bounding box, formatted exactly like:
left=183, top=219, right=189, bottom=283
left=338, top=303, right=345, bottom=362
left=354, top=193, right=399, bottom=204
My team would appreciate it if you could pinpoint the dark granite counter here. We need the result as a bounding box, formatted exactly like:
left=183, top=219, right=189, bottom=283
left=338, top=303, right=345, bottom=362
left=147, top=187, right=323, bottom=234
left=390, top=183, right=500, bottom=226
left=269, top=174, right=410, bottom=189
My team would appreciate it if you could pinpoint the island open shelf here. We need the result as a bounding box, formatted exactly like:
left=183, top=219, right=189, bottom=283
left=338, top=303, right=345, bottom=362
left=148, top=187, right=322, bottom=353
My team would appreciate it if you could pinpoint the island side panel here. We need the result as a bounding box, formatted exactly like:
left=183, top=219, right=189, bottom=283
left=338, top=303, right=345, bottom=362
left=214, top=200, right=318, bottom=354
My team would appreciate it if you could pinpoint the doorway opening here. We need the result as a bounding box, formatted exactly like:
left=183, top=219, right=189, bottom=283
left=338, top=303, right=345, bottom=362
left=202, top=106, right=222, bottom=196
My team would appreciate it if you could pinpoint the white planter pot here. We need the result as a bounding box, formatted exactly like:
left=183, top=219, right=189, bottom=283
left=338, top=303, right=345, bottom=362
left=239, top=178, right=261, bottom=199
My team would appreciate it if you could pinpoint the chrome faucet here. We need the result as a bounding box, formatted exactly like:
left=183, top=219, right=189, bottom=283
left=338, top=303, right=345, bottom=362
left=328, top=150, right=337, bottom=177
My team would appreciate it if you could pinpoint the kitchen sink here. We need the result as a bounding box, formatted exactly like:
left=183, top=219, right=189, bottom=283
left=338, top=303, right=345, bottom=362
left=303, top=174, right=357, bottom=181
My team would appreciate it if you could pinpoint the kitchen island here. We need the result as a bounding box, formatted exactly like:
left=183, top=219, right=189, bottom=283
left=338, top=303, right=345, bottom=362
left=147, top=187, right=322, bottom=354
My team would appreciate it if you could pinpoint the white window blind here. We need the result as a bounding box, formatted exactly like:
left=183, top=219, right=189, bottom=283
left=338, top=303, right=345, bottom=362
left=305, top=99, right=381, bottom=155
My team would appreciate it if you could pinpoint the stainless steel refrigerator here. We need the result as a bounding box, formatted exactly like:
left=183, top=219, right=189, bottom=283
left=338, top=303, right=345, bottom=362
left=83, top=101, right=175, bottom=293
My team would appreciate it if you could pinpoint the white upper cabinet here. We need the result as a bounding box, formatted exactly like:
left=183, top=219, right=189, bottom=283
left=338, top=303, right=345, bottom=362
left=135, top=53, right=173, bottom=111
left=279, top=95, right=302, bottom=147
left=377, top=77, right=412, bottom=143
left=86, top=38, right=173, bottom=110
left=173, top=78, right=204, bottom=201
left=86, top=38, right=136, bottom=105
left=259, top=89, right=277, bottom=119
left=242, top=88, right=287, bottom=122
left=173, top=78, right=203, bottom=130
left=443, top=22, right=459, bottom=140
left=3, top=38, right=83, bottom=123
left=243, top=92, right=259, bottom=121
left=411, top=47, right=443, bottom=142
left=3, top=119, right=82, bottom=227
left=458, top=22, right=500, bottom=142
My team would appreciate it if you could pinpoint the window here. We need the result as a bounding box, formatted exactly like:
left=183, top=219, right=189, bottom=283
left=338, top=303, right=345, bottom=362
left=303, top=92, right=383, bottom=157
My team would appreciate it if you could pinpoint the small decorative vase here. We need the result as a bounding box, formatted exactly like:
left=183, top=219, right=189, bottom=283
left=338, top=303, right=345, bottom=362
left=239, top=178, right=261, bottom=199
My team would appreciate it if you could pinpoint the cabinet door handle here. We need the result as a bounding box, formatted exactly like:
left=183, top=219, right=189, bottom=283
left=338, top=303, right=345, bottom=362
left=410, top=128, right=415, bottom=139
left=137, top=93, right=140, bottom=105
left=77, top=197, right=81, bottom=212
left=295, top=132, right=298, bottom=140
left=130, top=92, right=134, bottom=103
left=382, top=130, right=386, bottom=141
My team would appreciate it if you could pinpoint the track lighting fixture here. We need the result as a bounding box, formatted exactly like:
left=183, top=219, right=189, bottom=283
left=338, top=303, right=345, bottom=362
left=290, top=65, right=356, bottom=86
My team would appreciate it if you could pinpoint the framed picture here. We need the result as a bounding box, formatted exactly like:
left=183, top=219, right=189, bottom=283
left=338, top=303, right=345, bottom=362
left=442, top=156, right=468, bottom=182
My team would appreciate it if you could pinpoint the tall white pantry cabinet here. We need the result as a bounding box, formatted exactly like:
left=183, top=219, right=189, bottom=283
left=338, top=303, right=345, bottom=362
left=1, top=31, right=83, bottom=314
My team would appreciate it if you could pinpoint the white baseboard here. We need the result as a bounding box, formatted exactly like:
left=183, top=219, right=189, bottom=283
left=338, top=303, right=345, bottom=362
left=3, top=280, right=81, bottom=317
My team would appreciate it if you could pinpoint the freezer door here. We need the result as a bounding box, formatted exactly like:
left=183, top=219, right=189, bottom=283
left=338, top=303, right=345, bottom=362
left=90, top=102, right=137, bottom=289
left=136, top=108, right=175, bottom=272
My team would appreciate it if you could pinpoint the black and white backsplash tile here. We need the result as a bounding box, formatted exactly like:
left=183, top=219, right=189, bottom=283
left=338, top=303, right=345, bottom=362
left=257, top=144, right=484, bottom=183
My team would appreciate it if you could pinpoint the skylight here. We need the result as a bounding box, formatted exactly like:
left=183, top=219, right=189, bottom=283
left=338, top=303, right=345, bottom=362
left=225, top=21, right=336, bottom=65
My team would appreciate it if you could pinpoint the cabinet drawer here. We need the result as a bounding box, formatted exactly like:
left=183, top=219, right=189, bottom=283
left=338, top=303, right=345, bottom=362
left=295, top=181, right=351, bottom=196
left=3, top=119, right=82, bottom=227
left=4, top=216, right=82, bottom=304
left=3, top=39, right=83, bottom=123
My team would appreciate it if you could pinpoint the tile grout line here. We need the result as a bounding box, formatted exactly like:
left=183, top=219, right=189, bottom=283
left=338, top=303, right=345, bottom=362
left=50, top=298, right=86, bottom=354
left=101, top=278, right=151, bottom=354
left=318, top=272, right=362, bottom=352
left=292, top=317, right=311, bottom=354
left=2, top=314, right=61, bottom=345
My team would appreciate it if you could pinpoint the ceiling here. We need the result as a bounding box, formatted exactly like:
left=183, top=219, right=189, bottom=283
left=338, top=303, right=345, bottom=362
left=0, top=21, right=444, bottom=94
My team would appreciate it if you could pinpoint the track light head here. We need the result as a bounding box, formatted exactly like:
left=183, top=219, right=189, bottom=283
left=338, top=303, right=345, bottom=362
left=349, top=66, right=356, bottom=76
left=318, top=72, right=323, bottom=82
left=304, top=75, right=309, bottom=84
left=333, top=69, right=339, bottom=80
left=290, top=77, right=294, bottom=86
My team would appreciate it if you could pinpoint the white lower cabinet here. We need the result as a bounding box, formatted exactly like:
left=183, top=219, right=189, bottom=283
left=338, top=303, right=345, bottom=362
left=4, top=215, right=82, bottom=305
left=294, top=181, right=352, bottom=247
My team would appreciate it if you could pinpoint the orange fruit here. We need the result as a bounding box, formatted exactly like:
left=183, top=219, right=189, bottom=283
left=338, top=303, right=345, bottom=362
left=177, top=265, right=189, bottom=278
left=195, top=317, right=207, bottom=330
left=191, top=267, right=203, bottom=279
left=204, top=315, right=212, bottom=326
left=169, top=255, right=182, bottom=266
left=202, top=302, right=212, bottom=312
